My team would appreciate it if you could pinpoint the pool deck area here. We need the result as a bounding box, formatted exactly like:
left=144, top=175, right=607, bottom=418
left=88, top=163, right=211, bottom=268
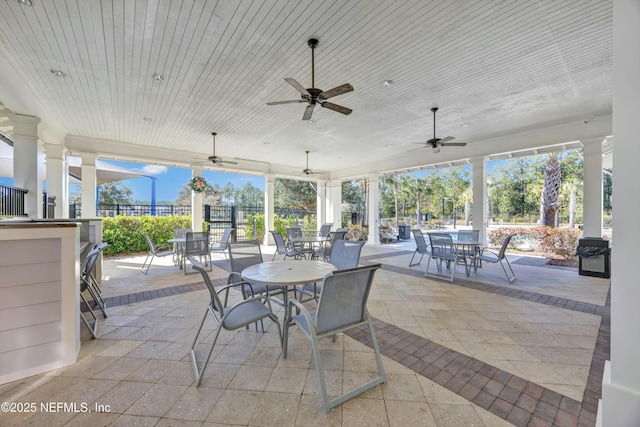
left=0, top=239, right=609, bottom=426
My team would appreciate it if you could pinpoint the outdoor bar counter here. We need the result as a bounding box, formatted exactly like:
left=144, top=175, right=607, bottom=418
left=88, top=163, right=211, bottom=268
left=0, top=218, right=102, bottom=385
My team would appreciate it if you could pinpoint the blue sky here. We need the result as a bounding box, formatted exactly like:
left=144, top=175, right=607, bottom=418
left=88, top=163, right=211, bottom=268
left=88, top=160, right=266, bottom=202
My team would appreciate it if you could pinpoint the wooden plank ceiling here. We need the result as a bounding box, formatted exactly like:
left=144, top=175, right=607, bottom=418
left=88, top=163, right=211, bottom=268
left=0, top=0, right=612, bottom=176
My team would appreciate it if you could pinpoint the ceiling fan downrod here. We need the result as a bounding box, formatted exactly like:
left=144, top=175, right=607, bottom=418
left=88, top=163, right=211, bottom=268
left=308, top=38, right=318, bottom=89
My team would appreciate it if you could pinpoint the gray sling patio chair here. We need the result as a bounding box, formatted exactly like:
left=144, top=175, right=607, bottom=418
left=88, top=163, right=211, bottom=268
left=318, top=223, right=333, bottom=237
left=173, top=228, right=192, bottom=265
left=227, top=240, right=289, bottom=306
left=299, top=239, right=366, bottom=303
left=318, top=228, right=348, bottom=261
left=456, top=229, right=481, bottom=266
left=270, top=230, right=305, bottom=260
left=283, top=264, right=386, bottom=413
left=210, top=227, right=233, bottom=260
left=183, top=231, right=211, bottom=275
left=188, top=257, right=281, bottom=387
left=81, top=244, right=108, bottom=318
left=79, top=245, right=109, bottom=338
left=409, top=229, right=431, bottom=266
left=141, top=233, right=173, bottom=274
left=286, top=226, right=306, bottom=255
left=426, top=232, right=466, bottom=282
left=476, top=233, right=517, bottom=283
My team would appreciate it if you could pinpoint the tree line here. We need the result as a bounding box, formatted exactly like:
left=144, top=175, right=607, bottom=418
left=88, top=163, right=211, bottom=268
left=77, top=149, right=612, bottom=229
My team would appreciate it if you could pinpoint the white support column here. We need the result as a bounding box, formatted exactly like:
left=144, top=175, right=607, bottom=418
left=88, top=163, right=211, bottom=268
left=11, top=114, right=42, bottom=218
left=582, top=137, right=604, bottom=238
left=367, top=173, right=380, bottom=245
left=471, top=156, right=488, bottom=245
left=45, top=144, right=69, bottom=218
left=264, top=174, right=275, bottom=245
left=327, top=179, right=342, bottom=227
left=191, top=166, right=204, bottom=232
left=600, top=1, right=640, bottom=425
left=316, top=179, right=326, bottom=230
left=79, top=153, right=98, bottom=219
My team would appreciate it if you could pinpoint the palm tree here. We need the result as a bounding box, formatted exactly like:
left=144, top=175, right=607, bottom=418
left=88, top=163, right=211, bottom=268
left=381, top=175, right=400, bottom=227
left=562, top=178, right=582, bottom=228
left=542, top=153, right=562, bottom=227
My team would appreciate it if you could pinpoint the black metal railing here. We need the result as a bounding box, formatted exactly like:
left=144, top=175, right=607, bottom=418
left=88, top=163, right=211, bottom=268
left=1, top=183, right=28, bottom=217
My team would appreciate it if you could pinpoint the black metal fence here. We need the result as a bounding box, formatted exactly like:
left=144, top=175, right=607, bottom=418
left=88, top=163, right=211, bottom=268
left=0, top=183, right=28, bottom=217
left=70, top=203, right=192, bottom=218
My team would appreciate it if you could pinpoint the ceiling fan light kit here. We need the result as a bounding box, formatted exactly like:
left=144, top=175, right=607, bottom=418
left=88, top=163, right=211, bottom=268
left=266, top=38, right=354, bottom=121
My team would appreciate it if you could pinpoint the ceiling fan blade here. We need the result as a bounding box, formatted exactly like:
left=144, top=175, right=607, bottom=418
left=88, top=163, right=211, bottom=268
left=441, top=142, right=467, bottom=147
left=320, top=83, right=354, bottom=99
left=219, top=160, right=238, bottom=165
left=302, top=104, right=315, bottom=120
left=438, top=136, right=456, bottom=144
left=321, top=102, right=352, bottom=115
left=266, top=100, right=304, bottom=105
left=285, top=78, right=310, bottom=96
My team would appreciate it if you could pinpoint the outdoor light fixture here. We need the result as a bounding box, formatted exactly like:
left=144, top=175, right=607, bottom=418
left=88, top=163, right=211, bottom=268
left=461, top=124, right=469, bottom=128
left=143, top=117, right=152, bottom=122
left=50, top=69, right=65, bottom=77
left=17, top=0, right=33, bottom=6
left=382, top=80, right=394, bottom=87
left=152, top=73, right=164, bottom=81
left=432, top=146, right=440, bottom=154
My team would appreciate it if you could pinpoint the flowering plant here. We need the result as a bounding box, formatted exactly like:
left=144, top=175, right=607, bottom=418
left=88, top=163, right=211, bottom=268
left=189, top=176, right=207, bottom=193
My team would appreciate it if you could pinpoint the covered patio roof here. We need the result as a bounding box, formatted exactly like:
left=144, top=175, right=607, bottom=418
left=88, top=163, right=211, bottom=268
left=0, top=1, right=612, bottom=178
left=0, top=140, right=147, bottom=185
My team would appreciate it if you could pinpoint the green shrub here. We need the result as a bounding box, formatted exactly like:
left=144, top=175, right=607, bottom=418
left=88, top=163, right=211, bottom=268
left=102, top=215, right=191, bottom=255
left=245, top=213, right=266, bottom=243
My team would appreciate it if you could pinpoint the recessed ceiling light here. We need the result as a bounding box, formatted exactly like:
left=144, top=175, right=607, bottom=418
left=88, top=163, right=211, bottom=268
left=382, top=80, right=393, bottom=87
left=50, top=69, right=65, bottom=77
left=263, top=141, right=269, bottom=145
left=17, top=0, right=33, bottom=6
left=152, top=73, right=164, bottom=81
left=461, top=124, right=470, bottom=128
left=143, top=117, right=152, bottom=122
left=386, top=144, right=393, bottom=147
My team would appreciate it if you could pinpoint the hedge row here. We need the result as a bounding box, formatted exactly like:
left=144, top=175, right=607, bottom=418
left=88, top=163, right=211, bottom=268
left=487, top=226, right=582, bottom=260
left=102, top=215, right=191, bottom=256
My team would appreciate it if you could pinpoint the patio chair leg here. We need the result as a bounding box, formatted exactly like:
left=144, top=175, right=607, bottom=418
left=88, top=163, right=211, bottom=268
left=500, top=258, right=517, bottom=283
left=141, top=253, right=154, bottom=274
left=190, top=307, right=221, bottom=387
left=409, top=251, right=424, bottom=267
left=80, top=292, right=99, bottom=339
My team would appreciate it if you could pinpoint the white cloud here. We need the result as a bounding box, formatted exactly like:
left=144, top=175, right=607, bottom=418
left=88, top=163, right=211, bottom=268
left=139, top=165, right=168, bottom=175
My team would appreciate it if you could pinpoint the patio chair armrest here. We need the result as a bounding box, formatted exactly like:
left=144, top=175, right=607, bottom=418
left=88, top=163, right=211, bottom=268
left=156, top=242, right=172, bottom=251
left=478, top=248, right=499, bottom=261
left=227, top=271, right=243, bottom=283
left=286, top=298, right=314, bottom=330
left=215, top=281, right=254, bottom=296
